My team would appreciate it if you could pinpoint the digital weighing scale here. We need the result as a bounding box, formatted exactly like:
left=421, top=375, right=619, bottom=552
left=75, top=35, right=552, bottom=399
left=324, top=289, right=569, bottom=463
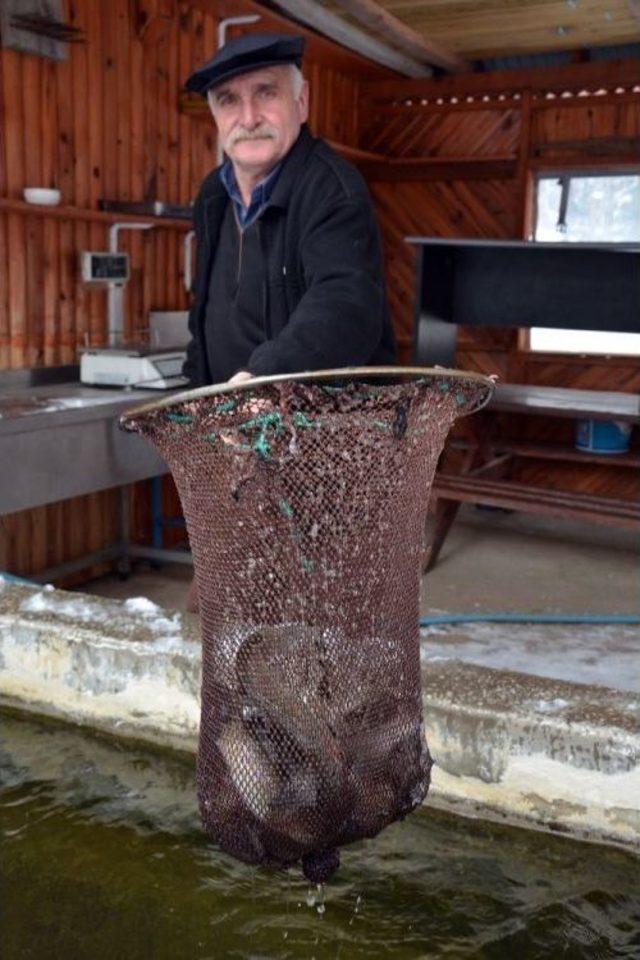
left=80, top=345, right=189, bottom=389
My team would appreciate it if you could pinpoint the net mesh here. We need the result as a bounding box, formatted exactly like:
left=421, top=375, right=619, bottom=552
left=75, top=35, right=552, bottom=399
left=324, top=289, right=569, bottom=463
left=121, top=370, right=492, bottom=882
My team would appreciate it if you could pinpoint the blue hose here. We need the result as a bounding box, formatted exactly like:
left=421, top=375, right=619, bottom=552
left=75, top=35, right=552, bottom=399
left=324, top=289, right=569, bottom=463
left=0, top=572, right=38, bottom=586
left=420, top=612, right=640, bottom=626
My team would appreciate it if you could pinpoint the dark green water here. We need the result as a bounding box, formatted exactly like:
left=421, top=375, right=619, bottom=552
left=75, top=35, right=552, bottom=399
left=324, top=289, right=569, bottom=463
left=1, top=710, right=639, bottom=960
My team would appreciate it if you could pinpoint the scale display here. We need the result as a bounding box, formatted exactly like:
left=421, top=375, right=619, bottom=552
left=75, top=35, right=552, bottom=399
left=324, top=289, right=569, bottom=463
left=80, top=251, right=130, bottom=284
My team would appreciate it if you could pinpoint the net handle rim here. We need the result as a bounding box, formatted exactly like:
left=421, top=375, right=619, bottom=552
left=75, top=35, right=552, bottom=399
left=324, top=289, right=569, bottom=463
left=119, top=365, right=495, bottom=429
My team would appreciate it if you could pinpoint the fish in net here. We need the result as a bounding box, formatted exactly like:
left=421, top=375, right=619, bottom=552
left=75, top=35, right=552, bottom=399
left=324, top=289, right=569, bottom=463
left=120, top=367, right=493, bottom=882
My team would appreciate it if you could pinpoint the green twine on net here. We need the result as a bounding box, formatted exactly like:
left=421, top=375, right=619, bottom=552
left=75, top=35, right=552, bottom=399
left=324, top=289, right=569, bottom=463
left=216, top=398, right=237, bottom=414
left=279, top=498, right=295, bottom=519
left=292, top=411, right=320, bottom=429
left=238, top=411, right=286, bottom=459
left=166, top=412, right=194, bottom=424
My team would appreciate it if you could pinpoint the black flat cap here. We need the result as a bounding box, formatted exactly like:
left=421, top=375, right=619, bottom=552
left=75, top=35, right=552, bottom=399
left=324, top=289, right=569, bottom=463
left=185, top=32, right=305, bottom=97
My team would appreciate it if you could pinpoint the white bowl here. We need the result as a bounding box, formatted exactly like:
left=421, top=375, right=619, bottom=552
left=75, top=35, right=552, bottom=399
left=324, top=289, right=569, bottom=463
left=23, top=187, right=62, bottom=206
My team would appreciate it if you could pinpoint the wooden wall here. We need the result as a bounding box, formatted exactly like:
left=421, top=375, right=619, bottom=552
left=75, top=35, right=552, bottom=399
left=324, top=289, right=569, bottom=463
left=359, top=58, right=640, bottom=367
left=358, top=57, right=640, bottom=502
left=0, top=0, right=391, bottom=582
left=2, top=13, right=638, bottom=581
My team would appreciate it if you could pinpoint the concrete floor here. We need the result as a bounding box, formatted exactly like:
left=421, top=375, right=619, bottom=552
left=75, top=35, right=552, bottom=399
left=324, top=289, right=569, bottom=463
left=76, top=505, right=640, bottom=693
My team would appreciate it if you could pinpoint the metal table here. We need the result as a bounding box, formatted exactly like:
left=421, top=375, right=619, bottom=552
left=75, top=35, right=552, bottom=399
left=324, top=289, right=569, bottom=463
left=0, top=365, right=192, bottom=582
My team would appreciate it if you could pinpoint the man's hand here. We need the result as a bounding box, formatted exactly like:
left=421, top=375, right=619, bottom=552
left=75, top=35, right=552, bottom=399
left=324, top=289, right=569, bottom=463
left=221, top=370, right=265, bottom=446
left=228, top=370, right=253, bottom=385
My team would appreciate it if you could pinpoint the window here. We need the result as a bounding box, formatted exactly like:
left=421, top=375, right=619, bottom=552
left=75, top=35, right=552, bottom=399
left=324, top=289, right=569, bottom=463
left=531, top=172, right=640, bottom=356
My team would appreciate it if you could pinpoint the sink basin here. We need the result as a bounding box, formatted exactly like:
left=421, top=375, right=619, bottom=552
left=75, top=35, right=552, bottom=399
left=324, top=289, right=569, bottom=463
left=0, top=396, right=63, bottom=418
left=0, top=385, right=138, bottom=419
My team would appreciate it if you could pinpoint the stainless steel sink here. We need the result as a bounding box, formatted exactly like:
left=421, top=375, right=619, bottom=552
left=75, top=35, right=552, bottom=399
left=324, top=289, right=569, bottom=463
left=0, top=385, right=144, bottom=419
left=0, top=380, right=170, bottom=514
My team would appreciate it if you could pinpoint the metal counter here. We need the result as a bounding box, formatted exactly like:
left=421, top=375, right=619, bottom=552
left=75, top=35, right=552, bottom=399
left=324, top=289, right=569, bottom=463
left=1, top=366, right=190, bottom=580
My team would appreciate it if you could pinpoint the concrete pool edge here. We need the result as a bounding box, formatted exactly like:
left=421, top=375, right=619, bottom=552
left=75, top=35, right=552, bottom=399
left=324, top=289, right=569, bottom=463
left=1, top=580, right=638, bottom=854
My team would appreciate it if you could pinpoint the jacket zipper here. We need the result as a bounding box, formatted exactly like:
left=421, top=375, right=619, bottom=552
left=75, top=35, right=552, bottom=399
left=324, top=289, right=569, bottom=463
left=232, top=204, right=244, bottom=282
left=256, top=218, right=271, bottom=339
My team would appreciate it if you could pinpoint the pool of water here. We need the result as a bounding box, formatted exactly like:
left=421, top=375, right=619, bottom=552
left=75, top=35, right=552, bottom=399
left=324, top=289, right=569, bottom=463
left=2, top=708, right=639, bottom=960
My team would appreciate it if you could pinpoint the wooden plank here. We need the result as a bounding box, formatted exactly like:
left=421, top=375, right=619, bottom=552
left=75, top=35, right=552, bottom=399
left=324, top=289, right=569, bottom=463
left=130, top=9, right=145, bottom=200
left=331, top=0, right=470, bottom=73
left=70, top=0, right=91, bottom=355
left=116, top=0, right=132, bottom=202
left=42, top=218, right=59, bottom=364
left=434, top=474, right=640, bottom=520
left=431, top=483, right=640, bottom=532
left=361, top=57, right=640, bottom=103
left=166, top=14, right=180, bottom=204
left=102, top=0, right=119, bottom=202
left=7, top=212, right=26, bottom=367
left=142, top=10, right=159, bottom=199
left=24, top=214, right=44, bottom=365
left=516, top=90, right=533, bottom=238
left=22, top=50, right=41, bottom=189
left=200, top=8, right=217, bottom=176
left=155, top=28, right=170, bottom=200
left=87, top=0, right=106, bottom=348
left=532, top=135, right=640, bottom=155
left=40, top=60, right=57, bottom=190
left=267, top=0, right=428, bottom=77
left=177, top=3, right=193, bottom=205
left=208, top=0, right=401, bottom=80
left=46, top=500, right=63, bottom=571
left=0, top=198, right=192, bottom=228
left=492, top=441, right=640, bottom=469
left=129, top=6, right=146, bottom=343
left=57, top=218, right=75, bottom=364
left=55, top=16, right=75, bottom=203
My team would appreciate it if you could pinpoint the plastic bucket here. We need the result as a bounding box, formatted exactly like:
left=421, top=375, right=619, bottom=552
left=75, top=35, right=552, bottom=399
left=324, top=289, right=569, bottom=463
left=575, top=418, right=632, bottom=454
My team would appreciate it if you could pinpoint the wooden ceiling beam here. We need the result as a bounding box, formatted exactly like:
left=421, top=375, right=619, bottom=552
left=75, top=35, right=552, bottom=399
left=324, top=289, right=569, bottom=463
left=266, top=0, right=431, bottom=76
left=360, top=56, right=640, bottom=102
left=332, top=0, right=471, bottom=73
left=192, top=0, right=396, bottom=79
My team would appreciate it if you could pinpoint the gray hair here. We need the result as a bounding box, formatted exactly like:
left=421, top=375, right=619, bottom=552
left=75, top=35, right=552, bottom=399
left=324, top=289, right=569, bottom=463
left=289, top=64, right=304, bottom=98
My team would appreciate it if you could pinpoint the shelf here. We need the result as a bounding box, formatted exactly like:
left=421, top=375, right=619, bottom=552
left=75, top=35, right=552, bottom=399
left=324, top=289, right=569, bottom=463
left=0, top=198, right=192, bottom=229
left=178, top=92, right=515, bottom=179
left=450, top=438, right=640, bottom=469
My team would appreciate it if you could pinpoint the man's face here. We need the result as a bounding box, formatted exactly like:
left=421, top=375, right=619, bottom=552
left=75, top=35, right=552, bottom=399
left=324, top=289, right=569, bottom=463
left=208, top=65, right=309, bottom=175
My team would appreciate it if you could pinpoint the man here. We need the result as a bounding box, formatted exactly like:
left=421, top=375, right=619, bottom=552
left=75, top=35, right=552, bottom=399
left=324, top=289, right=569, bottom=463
left=182, top=32, right=396, bottom=613
left=182, top=31, right=396, bottom=390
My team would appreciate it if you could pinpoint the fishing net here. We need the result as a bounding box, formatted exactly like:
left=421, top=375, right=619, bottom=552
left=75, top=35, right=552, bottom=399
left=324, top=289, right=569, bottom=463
left=121, top=367, right=492, bottom=882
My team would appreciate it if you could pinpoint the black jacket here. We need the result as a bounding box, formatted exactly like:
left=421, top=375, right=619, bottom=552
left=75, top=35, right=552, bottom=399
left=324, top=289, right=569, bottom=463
left=182, top=124, right=396, bottom=388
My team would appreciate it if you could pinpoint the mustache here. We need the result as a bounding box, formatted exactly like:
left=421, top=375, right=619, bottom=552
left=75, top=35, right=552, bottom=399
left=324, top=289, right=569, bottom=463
left=227, top=123, right=278, bottom=147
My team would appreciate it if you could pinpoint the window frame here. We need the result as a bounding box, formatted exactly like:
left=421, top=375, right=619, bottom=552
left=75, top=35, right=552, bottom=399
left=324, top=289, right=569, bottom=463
left=521, top=165, right=640, bottom=359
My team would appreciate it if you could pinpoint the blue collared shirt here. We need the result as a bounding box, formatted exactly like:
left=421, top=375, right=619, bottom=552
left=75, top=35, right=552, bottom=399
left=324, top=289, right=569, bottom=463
left=220, top=158, right=283, bottom=229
